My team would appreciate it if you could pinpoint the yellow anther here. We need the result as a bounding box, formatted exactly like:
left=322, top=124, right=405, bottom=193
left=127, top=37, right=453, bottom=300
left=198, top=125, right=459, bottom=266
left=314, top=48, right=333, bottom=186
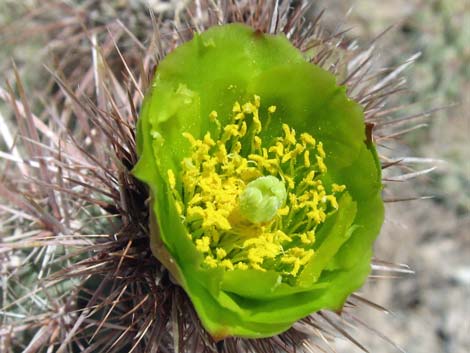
left=306, top=230, right=315, bottom=243
left=254, top=95, right=261, bottom=108
left=303, top=170, right=316, bottom=184
left=316, top=155, right=327, bottom=173
left=202, top=203, right=232, bottom=230
left=234, top=160, right=250, bottom=176
left=236, top=262, right=249, bottom=270
left=307, top=208, right=326, bottom=223
left=233, top=141, right=242, bottom=154
left=245, top=238, right=280, bottom=268
left=221, top=259, right=234, bottom=270
left=281, top=144, right=303, bottom=163
left=206, top=228, right=221, bottom=244
left=274, top=229, right=292, bottom=243
left=254, top=136, right=262, bottom=150
left=209, top=110, right=218, bottom=120
left=234, top=112, right=245, bottom=121
left=284, top=175, right=295, bottom=190
left=295, top=143, right=305, bottom=154
left=215, top=143, right=228, bottom=163
left=167, top=169, right=176, bottom=189
left=282, top=124, right=296, bottom=145
left=332, top=183, right=346, bottom=193
left=216, top=248, right=227, bottom=259
left=268, top=105, right=277, bottom=113
left=289, top=189, right=299, bottom=200
left=249, top=153, right=268, bottom=167
left=204, top=256, right=218, bottom=268
left=317, top=141, right=326, bottom=159
left=269, top=142, right=284, bottom=157
left=242, top=102, right=256, bottom=114
left=325, top=195, right=339, bottom=209
left=187, top=206, right=205, bottom=220
left=175, top=201, right=183, bottom=215
left=182, top=132, right=197, bottom=146
left=239, top=121, right=247, bottom=136
left=252, top=114, right=262, bottom=134
left=196, top=236, right=211, bottom=253
left=203, top=132, right=215, bottom=147
left=277, top=206, right=290, bottom=216
left=262, top=148, right=269, bottom=159
left=188, top=193, right=203, bottom=206
left=240, top=167, right=262, bottom=181
left=299, top=231, right=315, bottom=244
left=232, top=101, right=241, bottom=113
left=209, top=111, right=221, bottom=130
left=223, top=124, right=242, bottom=138
left=281, top=152, right=292, bottom=164
left=300, top=132, right=316, bottom=146
left=280, top=247, right=314, bottom=276
left=251, top=263, right=266, bottom=271
left=304, top=150, right=311, bottom=167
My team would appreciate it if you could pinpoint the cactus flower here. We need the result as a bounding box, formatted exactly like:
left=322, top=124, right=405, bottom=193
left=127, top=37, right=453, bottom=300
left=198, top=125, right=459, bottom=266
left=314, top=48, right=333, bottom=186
left=133, top=23, right=384, bottom=339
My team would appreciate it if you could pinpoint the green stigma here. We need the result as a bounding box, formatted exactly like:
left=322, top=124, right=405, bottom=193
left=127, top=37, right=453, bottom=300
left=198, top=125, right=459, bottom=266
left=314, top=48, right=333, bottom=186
left=239, top=176, right=287, bottom=224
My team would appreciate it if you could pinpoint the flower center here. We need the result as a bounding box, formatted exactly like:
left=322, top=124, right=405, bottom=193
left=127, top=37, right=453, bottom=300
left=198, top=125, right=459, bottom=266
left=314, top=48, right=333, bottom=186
left=166, top=95, right=346, bottom=279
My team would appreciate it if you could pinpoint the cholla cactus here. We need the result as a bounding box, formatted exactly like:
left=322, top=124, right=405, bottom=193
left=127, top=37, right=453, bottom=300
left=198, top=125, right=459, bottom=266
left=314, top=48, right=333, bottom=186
left=0, top=1, right=429, bottom=352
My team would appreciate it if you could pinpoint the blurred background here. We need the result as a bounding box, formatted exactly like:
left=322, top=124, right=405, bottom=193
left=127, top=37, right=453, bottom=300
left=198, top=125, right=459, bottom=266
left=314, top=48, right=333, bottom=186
left=1, top=1, right=469, bottom=352
left=312, top=1, right=469, bottom=352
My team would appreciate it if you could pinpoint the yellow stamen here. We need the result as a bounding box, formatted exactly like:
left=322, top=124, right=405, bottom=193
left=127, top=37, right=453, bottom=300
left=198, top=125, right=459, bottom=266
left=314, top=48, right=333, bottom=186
left=209, top=110, right=218, bottom=120
left=167, top=169, right=176, bottom=189
left=332, top=183, right=346, bottom=193
left=172, top=95, right=345, bottom=280
left=232, top=101, right=241, bottom=113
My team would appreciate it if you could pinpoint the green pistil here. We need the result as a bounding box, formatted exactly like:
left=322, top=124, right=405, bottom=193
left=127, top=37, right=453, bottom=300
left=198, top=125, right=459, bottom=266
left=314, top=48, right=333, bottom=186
left=239, top=176, right=287, bottom=224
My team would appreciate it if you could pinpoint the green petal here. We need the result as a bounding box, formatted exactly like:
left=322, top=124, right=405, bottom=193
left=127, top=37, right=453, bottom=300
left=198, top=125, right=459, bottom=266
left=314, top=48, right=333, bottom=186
left=138, top=23, right=306, bottom=172
left=326, top=144, right=384, bottom=270
left=248, top=63, right=364, bottom=169
left=221, top=269, right=282, bottom=298
left=239, top=251, right=371, bottom=324
left=297, top=193, right=357, bottom=285
left=182, top=268, right=295, bottom=339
